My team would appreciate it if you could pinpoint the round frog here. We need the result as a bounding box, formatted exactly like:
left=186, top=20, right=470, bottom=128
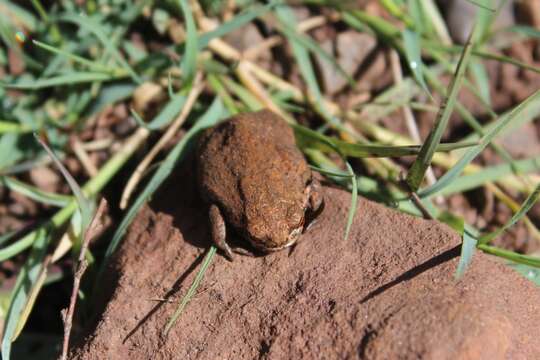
left=196, top=110, right=323, bottom=260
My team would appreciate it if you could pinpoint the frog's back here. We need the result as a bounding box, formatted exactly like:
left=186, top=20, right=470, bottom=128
left=196, top=110, right=311, bottom=241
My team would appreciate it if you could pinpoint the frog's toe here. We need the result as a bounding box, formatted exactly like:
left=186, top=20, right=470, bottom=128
left=209, top=204, right=234, bottom=261
left=308, top=179, right=324, bottom=212
left=218, top=240, right=234, bottom=262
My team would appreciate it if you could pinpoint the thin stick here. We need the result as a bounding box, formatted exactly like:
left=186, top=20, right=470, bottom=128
left=71, top=137, right=99, bottom=177
left=120, top=73, right=204, bottom=209
left=60, top=198, right=108, bottom=360
left=410, top=192, right=434, bottom=220
left=79, top=137, right=114, bottom=151
left=235, top=62, right=289, bottom=120
left=243, top=16, right=326, bottom=60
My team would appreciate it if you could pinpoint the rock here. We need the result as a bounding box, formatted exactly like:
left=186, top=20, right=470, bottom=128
left=29, top=166, right=61, bottom=194
left=224, top=23, right=271, bottom=61
left=443, top=0, right=515, bottom=44
left=8, top=48, right=25, bottom=76
left=315, top=31, right=377, bottom=95
left=497, top=122, right=540, bottom=159
left=70, top=164, right=540, bottom=359
left=517, top=0, right=540, bottom=29
left=132, top=82, right=166, bottom=121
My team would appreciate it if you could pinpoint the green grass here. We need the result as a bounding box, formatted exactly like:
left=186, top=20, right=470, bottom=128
left=1, top=0, right=540, bottom=358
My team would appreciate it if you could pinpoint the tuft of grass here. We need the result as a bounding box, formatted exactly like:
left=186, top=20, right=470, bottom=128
left=406, top=22, right=479, bottom=191
left=419, top=89, right=540, bottom=198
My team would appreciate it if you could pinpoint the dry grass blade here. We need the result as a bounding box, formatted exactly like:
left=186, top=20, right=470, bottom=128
left=60, top=198, right=108, bottom=360
left=480, top=183, right=540, bottom=246
left=71, top=137, right=98, bottom=177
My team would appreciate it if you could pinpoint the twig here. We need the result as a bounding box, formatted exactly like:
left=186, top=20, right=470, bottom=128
left=79, top=137, right=114, bottom=151
left=60, top=198, right=108, bottom=360
left=71, top=137, right=99, bottom=177
left=120, top=72, right=204, bottom=209
left=236, top=62, right=289, bottom=120
left=243, top=16, right=327, bottom=60
left=410, top=192, right=434, bottom=220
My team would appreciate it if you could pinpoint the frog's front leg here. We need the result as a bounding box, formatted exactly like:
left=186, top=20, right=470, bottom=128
left=209, top=204, right=234, bottom=261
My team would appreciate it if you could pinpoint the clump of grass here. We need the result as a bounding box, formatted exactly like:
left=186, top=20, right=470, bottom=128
left=1, top=0, right=540, bottom=357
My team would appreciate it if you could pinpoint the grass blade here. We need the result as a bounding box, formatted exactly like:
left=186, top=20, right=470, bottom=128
left=276, top=19, right=354, bottom=87
left=3, top=72, right=121, bottom=89
left=130, top=108, right=150, bottom=129
left=12, top=257, right=49, bottom=340
left=509, top=263, right=540, bottom=285
left=197, top=3, right=275, bottom=49
left=419, top=89, right=540, bottom=198
left=402, top=28, right=430, bottom=96
left=87, top=82, right=136, bottom=115
left=293, top=123, right=475, bottom=157
left=177, top=0, right=197, bottom=84
left=146, top=95, right=186, bottom=130
left=438, top=212, right=477, bottom=279
left=274, top=5, right=345, bottom=132
left=422, top=155, right=540, bottom=198
left=469, top=60, right=490, bottom=106
left=478, top=244, right=540, bottom=267
left=221, top=76, right=263, bottom=111
left=1, top=176, right=72, bottom=207
left=344, top=162, right=358, bottom=240
left=163, top=246, right=217, bottom=335
left=58, top=13, right=141, bottom=83
left=479, top=182, right=540, bottom=245
left=417, top=0, right=451, bottom=44
left=35, top=135, right=92, bottom=232
left=0, top=121, right=33, bottom=134
left=0, top=230, right=18, bottom=247
left=456, top=229, right=477, bottom=279
left=31, top=39, right=116, bottom=74
left=406, top=23, right=479, bottom=191
left=1, top=228, right=49, bottom=359
left=424, top=40, right=540, bottom=74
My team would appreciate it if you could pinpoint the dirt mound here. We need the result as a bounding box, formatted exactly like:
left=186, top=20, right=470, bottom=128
left=71, top=170, right=540, bottom=360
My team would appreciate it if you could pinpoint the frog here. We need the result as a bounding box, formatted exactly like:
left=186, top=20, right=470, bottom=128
left=196, top=109, right=324, bottom=260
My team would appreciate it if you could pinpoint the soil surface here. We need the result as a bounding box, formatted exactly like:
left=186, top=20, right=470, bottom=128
left=70, top=164, right=540, bottom=360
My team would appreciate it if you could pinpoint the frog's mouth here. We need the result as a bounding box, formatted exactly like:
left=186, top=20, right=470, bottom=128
left=261, top=200, right=325, bottom=252
left=247, top=226, right=302, bottom=253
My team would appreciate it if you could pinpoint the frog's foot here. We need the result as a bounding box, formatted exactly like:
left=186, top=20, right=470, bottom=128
left=232, top=247, right=259, bottom=257
left=308, top=178, right=324, bottom=212
left=304, top=179, right=325, bottom=233
left=209, top=204, right=234, bottom=261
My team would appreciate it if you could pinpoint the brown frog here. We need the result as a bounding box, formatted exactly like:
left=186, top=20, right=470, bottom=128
left=196, top=109, right=323, bottom=260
